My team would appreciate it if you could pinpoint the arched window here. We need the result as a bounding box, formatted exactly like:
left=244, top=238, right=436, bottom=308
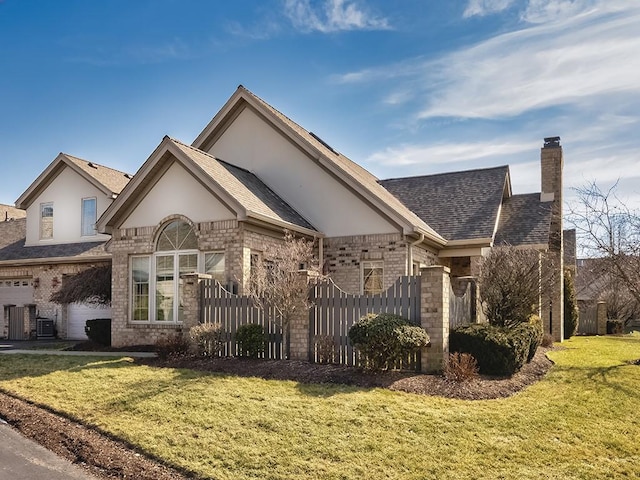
left=156, top=220, right=197, bottom=251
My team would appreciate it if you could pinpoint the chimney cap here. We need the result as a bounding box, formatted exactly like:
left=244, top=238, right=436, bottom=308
left=543, top=136, right=561, bottom=148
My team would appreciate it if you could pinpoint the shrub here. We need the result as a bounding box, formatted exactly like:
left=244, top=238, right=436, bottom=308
left=315, top=334, right=336, bottom=364
left=84, top=318, right=111, bottom=346
left=348, top=313, right=429, bottom=371
left=450, top=323, right=530, bottom=376
left=190, top=322, right=225, bottom=357
left=564, top=268, right=579, bottom=339
left=607, top=320, right=625, bottom=334
left=235, top=323, right=267, bottom=358
left=517, top=315, right=544, bottom=362
left=155, top=332, right=191, bottom=360
left=444, top=352, right=479, bottom=382
left=541, top=333, right=554, bottom=348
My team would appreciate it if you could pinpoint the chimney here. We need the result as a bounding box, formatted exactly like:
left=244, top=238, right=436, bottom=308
left=541, top=136, right=563, bottom=203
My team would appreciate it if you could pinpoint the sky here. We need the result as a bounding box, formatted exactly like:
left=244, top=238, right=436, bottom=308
left=1, top=0, right=639, bottom=212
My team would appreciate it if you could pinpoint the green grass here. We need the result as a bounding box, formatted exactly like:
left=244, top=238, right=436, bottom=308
left=1, top=334, right=639, bottom=479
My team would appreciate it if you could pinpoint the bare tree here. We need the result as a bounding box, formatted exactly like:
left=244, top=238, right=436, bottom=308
left=248, top=231, right=320, bottom=358
left=479, top=246, right=554, bottom=328
left=568, top=181, right=640, bottom=322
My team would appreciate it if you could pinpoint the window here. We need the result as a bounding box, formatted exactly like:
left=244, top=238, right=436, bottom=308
left=129, top=220, right=226, bottom=323
left=362, top=260, right=384, bottom=295
left=81, top=197, right=97, bottom=236
left=40, top=202, right=53, bottom=239
left=204, top=252, right=225, bottom=283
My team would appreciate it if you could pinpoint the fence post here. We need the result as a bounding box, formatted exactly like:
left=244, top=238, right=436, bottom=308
left=596, top=301, right=607, bottom=335
left=181, top=273, right=212, bottom=332
left=420, top=266, right=450, bottom=373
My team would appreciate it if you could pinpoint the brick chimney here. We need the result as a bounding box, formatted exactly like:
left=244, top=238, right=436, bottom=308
left=540, top=136, right=564, bottom=341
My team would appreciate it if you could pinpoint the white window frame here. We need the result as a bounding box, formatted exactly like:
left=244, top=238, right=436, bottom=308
left=361, top=260, right=384, bottom=295
left=40, top=202, right=54, bottom=240
left=81, top=197, right=97, bottom=237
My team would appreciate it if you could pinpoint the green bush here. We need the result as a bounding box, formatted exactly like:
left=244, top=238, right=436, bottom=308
left=235, top=323, right=267, bottom=358
left=348, top=313, right=429, bottom=371
left=155, top=332, right=191, bottom=360
left=607, top=320, right=624, bottom=334
left=190, top=322, right=225, bottom=357
left=84, top=318, right=111, bottom=346
left=564, top=269, right=579, bottom=339
left=450, top=323, right=531, bottom=376
left=517, top=315, right=544, bottom=362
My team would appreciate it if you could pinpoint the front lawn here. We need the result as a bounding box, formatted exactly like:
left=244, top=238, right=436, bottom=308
left=1, top=334, right=639, bottom=479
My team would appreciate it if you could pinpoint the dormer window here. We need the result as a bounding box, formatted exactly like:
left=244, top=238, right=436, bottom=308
left=40, top=202, right=53, bottom=239
left=81, top=197, right=97, bottom=236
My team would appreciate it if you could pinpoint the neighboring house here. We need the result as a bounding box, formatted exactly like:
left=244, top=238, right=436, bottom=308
left=95, top=86, right=565, bottom=347
left=0, top=204, right=26, bottom=222
left=0, top=154, right=130, bottom=340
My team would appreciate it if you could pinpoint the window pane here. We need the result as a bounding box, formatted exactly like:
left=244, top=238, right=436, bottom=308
left=81, top=198, right=97, bottom=236
left=178, top=253, right=198, bottom=321
left=363, top=261, right=384, bottom=295
left=204, top=252, right=225, bottom=283
left=156, top=255, right=174, bottom=321
left=40, top=203, right=53, bottom=239
left=131, top=256, right=150, bottom=321
left=157, top=220, right=197, bottom=251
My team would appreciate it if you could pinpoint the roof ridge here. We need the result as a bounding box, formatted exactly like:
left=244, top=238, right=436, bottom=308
left=63, top=153, right=132, bottom=176
left=380, top=165, right=509, bottom=183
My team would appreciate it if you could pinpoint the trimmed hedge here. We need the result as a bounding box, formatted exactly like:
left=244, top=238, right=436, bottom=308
left=348, top=313, right=429, bottom=371
left=450, top=320, right=541, bottom=376
left=235, top=323, right=267, bottom=358
left=84, top=318, right=111, bottom=346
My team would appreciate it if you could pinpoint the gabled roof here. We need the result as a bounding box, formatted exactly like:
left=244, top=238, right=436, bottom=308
left=494, top=193, right=553, bottom=247
left=16, top=153, right=131, bottom=209
left=0, top=204, right=25, bottom=221
left=191, top=85, right=446, bottom=246
left=379, top=166, right=510, bottom=242
left=97, top=136, right=318, bottom=235
left=0, top=218, right=109, bottom=265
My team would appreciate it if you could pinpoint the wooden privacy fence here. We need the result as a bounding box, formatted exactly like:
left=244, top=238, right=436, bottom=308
left=200, top=275, right=422, bottom=368
left=201, top=280, right=283, bottom=359
left=577, top=300, right=598, bottom=335
left=309, top=276, right=421, bottom=369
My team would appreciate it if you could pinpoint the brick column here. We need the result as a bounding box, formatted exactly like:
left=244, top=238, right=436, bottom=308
left=596, top=301, right=607, bottom=336
left=289, top=271, right=313, bottom=361
left=420, top=265, right=450, bottom=373
left=181, top=273, right=212, bottom=332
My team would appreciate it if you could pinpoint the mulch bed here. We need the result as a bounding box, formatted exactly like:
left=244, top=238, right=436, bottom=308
left=0, top=348, right=554, bottom=479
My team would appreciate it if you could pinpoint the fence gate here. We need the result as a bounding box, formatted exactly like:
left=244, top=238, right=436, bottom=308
left=449, top=277, right=476, bottom=329
left=7, top=306, right=26, bottom=340
left=309, top=276, right=421, bottom=369
left=577, top=300, right=598, bottom=335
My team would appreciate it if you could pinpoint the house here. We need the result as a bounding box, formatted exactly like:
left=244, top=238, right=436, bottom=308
left=95, top=86, right=565, bottom=347
left=0, top=154, right=130, bottom=340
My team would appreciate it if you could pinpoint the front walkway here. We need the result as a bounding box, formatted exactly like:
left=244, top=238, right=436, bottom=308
left=0, top=340, right=155, bottom=358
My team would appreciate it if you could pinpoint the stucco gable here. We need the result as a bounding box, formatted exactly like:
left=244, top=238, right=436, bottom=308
left=16, top=153, right=131, bottom=209
left=98, top=136, right=318, bottom=235
left=191, top=86, right=445, bottom=246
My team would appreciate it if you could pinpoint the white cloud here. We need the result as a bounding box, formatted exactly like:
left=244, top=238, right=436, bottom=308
left=521, top=0, right=597, bottom=24
left=283, top=0, right=390, bottom=33
left=463, top=0, right=515, bottom=18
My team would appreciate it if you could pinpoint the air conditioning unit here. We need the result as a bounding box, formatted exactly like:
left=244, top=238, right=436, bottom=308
left=37, top=318, right=55, bottom=338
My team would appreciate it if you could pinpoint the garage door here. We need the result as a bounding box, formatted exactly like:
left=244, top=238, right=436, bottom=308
left=0, top=278, right=34, bottom=306
left=67, top=303, right=111, bottom=340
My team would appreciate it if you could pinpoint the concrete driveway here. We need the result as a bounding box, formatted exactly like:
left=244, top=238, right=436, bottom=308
left=0, top=419, right=98, bottom=480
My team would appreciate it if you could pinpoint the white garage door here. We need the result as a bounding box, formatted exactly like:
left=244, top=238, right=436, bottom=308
left=0, top=278, right=34, bottom=306
left=67, top=303, right=111, bottom=340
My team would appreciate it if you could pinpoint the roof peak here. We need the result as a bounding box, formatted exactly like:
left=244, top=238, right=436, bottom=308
left=380, top=165, right=509, bottom=183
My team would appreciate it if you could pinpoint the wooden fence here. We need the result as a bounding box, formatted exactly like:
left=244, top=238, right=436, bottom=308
left=200, top=275, right=422, bottom=368
left=449, top=277, right=476, bottom=329
left=577, top=300, right=598, bottom=335
left=309, top=276, right=421, bottom=369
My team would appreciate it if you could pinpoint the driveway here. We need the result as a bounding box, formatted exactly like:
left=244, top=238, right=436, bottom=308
left=0, top=340, right=156, bottom=357
left=0, top=419, right=98, bottom=480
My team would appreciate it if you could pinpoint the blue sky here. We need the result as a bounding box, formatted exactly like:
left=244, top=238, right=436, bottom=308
left=1, top=0, right=639, bottom=209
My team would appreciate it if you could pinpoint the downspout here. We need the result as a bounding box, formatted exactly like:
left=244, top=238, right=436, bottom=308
left=318, top=237, right=324, bottom=272
left=407, top=233, right=425, bottom=275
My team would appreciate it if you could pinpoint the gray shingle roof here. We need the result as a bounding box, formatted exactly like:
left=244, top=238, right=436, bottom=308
left=494, top=193, right=552, bottom=246
left=64, top=155, right=131, bottom=195
left=379, top=166, right=509, bottom=241
left=0, top=218, right=108, bottom=262
left=0, top=204, right=25, bottom=221
left=169, top=138, right=317, bottom=232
